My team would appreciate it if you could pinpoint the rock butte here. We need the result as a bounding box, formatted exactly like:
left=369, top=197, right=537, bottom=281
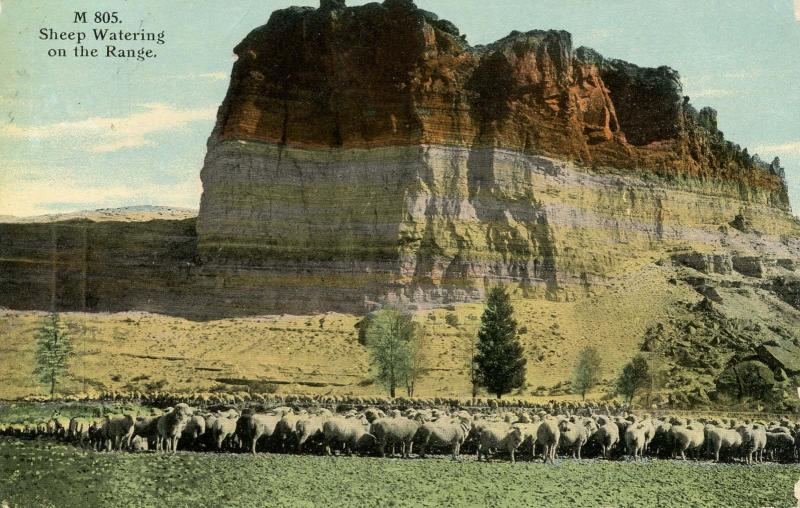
left=0, top=0, right=798, bottom=319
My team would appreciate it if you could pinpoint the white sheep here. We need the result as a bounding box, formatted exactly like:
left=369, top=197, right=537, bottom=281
left=417, top=417, right=472, bottom=460
left=322, top=417, right=375, bottom=456
left=370, top=416, right=420, bottom=458
left=477, top=425, right=524, bottom=463
left=537, top=418, right=560, bottom=464
left=157, top=403, right=192, bottom=453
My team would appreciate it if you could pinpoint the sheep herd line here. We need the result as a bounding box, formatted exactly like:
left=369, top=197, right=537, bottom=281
left=3, top=403, right=800, bottom=465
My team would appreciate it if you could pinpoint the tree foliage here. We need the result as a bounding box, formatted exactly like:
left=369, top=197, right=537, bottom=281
left=404, top=324, right=429, bottom=397
left=616, top=354, right=650, bottom=404
left=474, top=286, right=527, bottom=399
left=571, top=347, right=602, bottom=400
left=33, top=313, right=74, bottom=398
left=364, top=308, right=427, bottom=397
left=465, top=331, right=480, bottom=402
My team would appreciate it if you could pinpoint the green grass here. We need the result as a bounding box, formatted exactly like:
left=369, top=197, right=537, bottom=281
left=1, top=438, right=798, bottom=508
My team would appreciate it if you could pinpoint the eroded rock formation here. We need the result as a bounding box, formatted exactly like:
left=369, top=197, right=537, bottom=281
left=196, top=0, right=794, bottom=309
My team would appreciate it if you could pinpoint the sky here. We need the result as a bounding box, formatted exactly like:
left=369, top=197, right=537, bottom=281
left=1, top=0, right=799, bottom=217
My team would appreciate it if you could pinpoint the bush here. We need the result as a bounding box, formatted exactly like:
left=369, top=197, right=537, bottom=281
left=445, top=313, right=459, bottom=327
left=144, top=380, right=167, bottom=392
left=246, top=380, right=279, bottom=394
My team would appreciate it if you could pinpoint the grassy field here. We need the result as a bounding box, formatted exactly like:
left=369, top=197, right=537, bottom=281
left=1, top=254, right=797, bottom=406
left=0, top=263, right=698, bottom=401
left=1, top=438, right=798, bottom=508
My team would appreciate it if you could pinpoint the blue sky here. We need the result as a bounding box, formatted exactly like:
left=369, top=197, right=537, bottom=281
left=1, top=0, right=799, bottom=216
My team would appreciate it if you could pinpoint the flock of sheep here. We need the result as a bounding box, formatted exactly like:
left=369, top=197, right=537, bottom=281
left=2, top=404, right=799, bottom=464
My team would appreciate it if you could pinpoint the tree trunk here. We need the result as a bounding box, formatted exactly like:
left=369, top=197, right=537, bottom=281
left=390, top=385, right=396, bottom=398
left=50, top=373, right=56, bottom=399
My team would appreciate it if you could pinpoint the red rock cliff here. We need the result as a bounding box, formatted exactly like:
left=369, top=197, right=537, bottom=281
left=212, top=0, right=789, bottom=208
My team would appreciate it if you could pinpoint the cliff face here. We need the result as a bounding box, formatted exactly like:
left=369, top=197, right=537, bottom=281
left=197, top=0, right=795, bottom=309
left=206, top=1, right=788, bottom=198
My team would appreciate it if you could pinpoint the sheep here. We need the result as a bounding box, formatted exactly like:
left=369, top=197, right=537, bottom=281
left=625, top=422, right=648, bottom=460
left=88, top=421, right=105, bottom=450
left=157, top=403, right=192, bottom=453
left=50, top=414, right=71, bottom=440
left=595, top=421, right=620, bottom=459
left=559, top=420, right=590, bottom=459
left=363, top=407, right=385, bottom=424
left=276, top=411, right=306, bottom=452
left=513, top=421, right=543, bottom=459
left=765, top=431, right=795, bottom=462
left=322, top=417, right=375, bottom=456
left=180, top=415, right=207, bottom=450
left=211, top=415, right=239, bottom=451
left=670, top=422, right=705, bottom=460
left=130, top=435, right=149, bottom=452
left=133, top=416, right=160, bottom=450
left=648, top=420, right=672, bottom=457
left=370, top=416, right=420, bottom=458
left=417, top=417, right=472, bottom=460
left=736, top=424, right=767, bottom=464
left=536, top=418, right=560, bottom=464
left=705, top=425, right=743, bottom=462
left=104, top=415, right=136, bottom=451
left=203, top=414, right=219, bottom=448
left=640, top=418, right=657, bottom=453
left=296, top=415, right=327, bottom=453
left=477, top=425, right=524, bottom=463
left=67, top=417, right=92, bottom=444
left=236, top=410, right=284, bottom=455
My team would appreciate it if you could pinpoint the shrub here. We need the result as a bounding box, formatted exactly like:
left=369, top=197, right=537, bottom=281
left=445, top=313, right=460, bottom=327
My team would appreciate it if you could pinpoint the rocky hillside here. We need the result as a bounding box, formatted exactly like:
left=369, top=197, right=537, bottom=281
left=1, top=0, right=799, bottom=407
left=197, top=0, right=795, bottom=311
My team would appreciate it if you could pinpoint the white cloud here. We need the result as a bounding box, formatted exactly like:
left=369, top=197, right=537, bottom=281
left=754, top=140, right=800, bottom=156
left=0, top=175, right=202, bottom=217
left=0, top=103, right=216, bottom=153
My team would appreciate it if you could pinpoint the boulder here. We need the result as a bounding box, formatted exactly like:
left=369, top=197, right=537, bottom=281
left=732, top=255, right=764, bottom=278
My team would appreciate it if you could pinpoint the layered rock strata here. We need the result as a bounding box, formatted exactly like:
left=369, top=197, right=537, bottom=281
left=196, top=0, right=795, bottom=308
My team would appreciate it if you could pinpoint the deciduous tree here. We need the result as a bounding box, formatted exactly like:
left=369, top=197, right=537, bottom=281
left=571, top=347, right=602, bottom=400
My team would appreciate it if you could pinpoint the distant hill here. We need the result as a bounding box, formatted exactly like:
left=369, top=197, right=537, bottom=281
left=0, top=206, right=198, bottom=223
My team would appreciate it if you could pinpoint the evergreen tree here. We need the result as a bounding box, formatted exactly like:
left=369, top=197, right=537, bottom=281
left=33, top=313, right=74, bottom=399
left=474, top=286, right=527, bottom=399
left=571, top=347, right=602, bottom=400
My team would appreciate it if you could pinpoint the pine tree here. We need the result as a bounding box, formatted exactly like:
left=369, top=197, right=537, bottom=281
left=475, top=286, right=527, bottom=399
left=33, top=313, right=74, bottom=399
